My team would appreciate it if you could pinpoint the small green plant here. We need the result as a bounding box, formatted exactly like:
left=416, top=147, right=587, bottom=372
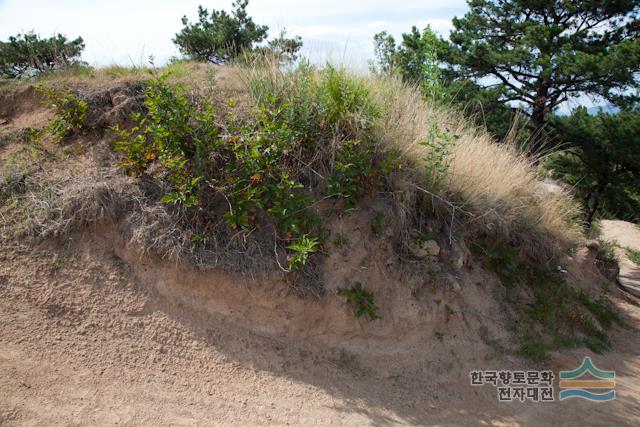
left=626, top=248, right=640, bottom=266
left=327, top=140, right=379, bottom=204
left=420, top=121, right=455, bottom=190
left=190, top=233, right=206, bottom=242
left=287, top=235, right=319, bottom=271
left=338, top=282, right=381, bottom=321
left=38, top=86, right=88, bottom=142
left=369, top=211, right=385, bottom=236
left=444, top=304, right=454, bottom=322
left=333, top=232, right=348, bottom=248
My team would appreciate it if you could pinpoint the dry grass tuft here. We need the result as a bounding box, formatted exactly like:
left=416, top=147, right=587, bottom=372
left=366, top=74, right=582, bottom=261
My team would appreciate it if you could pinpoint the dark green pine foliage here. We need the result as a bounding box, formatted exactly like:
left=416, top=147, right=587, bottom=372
left=444, top=0, right=640, bottom=154
left=0, top=32, right=85, bottom=78
left=173, top=0, right=269, bottom=64
left=546, top=107, right=640, bottom=224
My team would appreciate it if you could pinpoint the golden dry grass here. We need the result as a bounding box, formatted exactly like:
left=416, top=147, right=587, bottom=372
left=366, top=74, right=582, bottom=259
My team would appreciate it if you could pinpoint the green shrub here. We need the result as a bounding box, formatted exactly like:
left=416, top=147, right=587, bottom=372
left=113, top=72, right=220, bottom=207
left=327, top=139, right=379, bottom=203
left=37, top=86, right=88, bottom=142
left=113, top=71, right=323, bottom=270
left=474, top=238, right=621, bottom=360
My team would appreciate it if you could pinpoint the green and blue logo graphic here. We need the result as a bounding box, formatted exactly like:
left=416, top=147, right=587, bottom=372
left=559, top=357, right=615, bottom=401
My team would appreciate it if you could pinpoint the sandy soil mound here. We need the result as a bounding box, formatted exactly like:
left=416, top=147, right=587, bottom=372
left=1, top=83, right=639, bottom=425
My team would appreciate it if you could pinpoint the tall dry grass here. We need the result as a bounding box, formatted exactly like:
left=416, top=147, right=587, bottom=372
left=367, top=75, right=581, bottom=260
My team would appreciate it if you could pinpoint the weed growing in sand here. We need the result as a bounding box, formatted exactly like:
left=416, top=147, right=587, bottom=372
left=333, top=232, right=348, bottom=248
left=287, top=235, right=318, bottom=271
left=420, top=121, right=455, bottom=190
left=38, top=85, right=88, bottom=142
left=338, top=282, right=381, bottom=321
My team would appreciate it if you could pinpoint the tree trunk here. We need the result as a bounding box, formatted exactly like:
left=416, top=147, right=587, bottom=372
left=529, top=108, right=546, bottom=157
left=585, top=180, right=606, bottom=226
left=528, top=80, right=550, bottom=159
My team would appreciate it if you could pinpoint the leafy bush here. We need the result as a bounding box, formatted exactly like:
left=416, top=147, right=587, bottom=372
left=0, top=32, right=85, bottom=78
left=112, top=71, right=322, bottom=270
left=327, top=140, right=378, bottom=203
left=113, top=73, right=219, bottom=206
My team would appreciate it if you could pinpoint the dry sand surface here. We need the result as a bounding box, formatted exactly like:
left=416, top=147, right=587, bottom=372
left=0, top=229, right=639, bottom=426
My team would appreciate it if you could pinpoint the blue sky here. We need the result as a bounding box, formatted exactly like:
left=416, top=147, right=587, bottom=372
left=0, top=0, right=468, bottom=67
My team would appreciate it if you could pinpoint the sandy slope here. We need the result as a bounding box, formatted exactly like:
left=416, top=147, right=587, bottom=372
left=1, top=231, right=639, bottom=426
